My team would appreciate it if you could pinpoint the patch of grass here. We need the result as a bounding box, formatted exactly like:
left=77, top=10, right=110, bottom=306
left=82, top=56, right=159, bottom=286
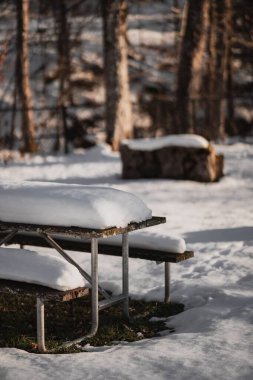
left=0, top=293, right=184, bottom=354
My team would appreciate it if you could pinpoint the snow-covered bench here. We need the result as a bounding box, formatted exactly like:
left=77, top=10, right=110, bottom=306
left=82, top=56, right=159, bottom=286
left=0, top=246, right=91, bottom=353
left=2, top=230, right=193, bottom=299
left=0, top=181, right=193, bottom=352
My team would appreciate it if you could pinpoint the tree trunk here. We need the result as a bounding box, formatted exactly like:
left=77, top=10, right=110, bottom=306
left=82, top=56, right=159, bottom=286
left=223, top=0, right=236, bottom=136
left=172, top=0, right=180, bottom=54
left=176, top=0, right=207, bottom=134
left=102, top=0, right=133, bottom=151
left=16, top=0, right=37, bottom=152
left=189, top=0, right=210, bottom=98
left=53, top=0, right=72, bottom=152
left=207, top=0, right=231, bottom=140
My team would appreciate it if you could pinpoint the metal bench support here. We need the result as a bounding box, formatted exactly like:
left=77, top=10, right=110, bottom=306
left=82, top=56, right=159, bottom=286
left=122, top=233, right=129, bottom=319
left=90, top=237, right=99, bottom=336
left=37, top=297, right=46, bottom=352
left=164, top=262, right=171, bottom=303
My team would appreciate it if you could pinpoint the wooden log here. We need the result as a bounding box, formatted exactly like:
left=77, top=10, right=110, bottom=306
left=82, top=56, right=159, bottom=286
left=120, top=143, right=223, bottom=182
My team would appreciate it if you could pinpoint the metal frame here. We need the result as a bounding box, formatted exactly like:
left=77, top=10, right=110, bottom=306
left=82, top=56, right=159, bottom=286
left=164, top=262, right=171, bottom=303
left=0, top=227, right=131, bottom=352
left=0, top=217, right=165, bottom=352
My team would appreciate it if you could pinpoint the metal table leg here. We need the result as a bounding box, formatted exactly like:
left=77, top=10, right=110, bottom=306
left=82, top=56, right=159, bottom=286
left=37, top=297, right=46, bottom=352
left=21, top=233, right=128, bottom=351
left=90, top=237, right=99, bottom=336
left=164, top=262, right=171, bottom=303
left=41, top=233, right=110, bottom=300
left=34, top=236, right=100, bottom=351
left=0, top=230, right=18, bottom=246
left=61, top=237, right=99, bottom=348
left=122, top=233, right=129, bottom=319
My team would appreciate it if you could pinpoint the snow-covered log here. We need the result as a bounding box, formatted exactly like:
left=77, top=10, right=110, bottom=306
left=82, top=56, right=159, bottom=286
left=120, top=134, right=224, bottom=182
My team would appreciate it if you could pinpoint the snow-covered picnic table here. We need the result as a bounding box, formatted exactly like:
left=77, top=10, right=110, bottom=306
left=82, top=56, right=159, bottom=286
left=0, top=181, right=168, bottom=351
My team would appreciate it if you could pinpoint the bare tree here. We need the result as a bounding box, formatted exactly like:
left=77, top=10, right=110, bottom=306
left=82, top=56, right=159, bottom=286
left=16, top=0, right=37, bottom=152
left=176, top=0, right=208, bottom=134
left=189, top=0, right=210, bottom=98
left=207, top=0, right=234, bottom=140
left=176, top=0, right=235, bottom=140
left=222, top=0, right=235, bottom=136
left=53, top=0, right=72, bottom=152
left=102, top=0, right=133, bottom=151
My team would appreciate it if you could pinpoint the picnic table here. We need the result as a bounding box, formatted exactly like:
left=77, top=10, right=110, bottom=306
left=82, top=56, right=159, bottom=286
left=0, top=181, right=166, bottom=351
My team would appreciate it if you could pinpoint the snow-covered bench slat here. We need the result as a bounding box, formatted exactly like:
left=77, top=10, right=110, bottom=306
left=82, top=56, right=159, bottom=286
left=0, top=247, right=87, bottom=291
left=0, top=278, right=89, bottom=303
left=0, top=230, right=193, bottom=263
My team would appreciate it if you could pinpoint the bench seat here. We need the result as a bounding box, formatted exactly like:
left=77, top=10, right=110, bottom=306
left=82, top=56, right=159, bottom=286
left=0, top=230, right=193, bottom=263
left=0, top=247, right=86, bottom=291
left=0, top=246, right=91, bottom=352
left=0, top=278, right=89, bottom=302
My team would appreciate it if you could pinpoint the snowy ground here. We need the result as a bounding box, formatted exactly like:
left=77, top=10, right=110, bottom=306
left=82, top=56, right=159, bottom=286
left=0, top=141, right=252, bottom=380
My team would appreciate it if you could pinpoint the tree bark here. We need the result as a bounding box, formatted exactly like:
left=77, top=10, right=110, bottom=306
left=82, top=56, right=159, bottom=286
left=223, top=0, right=236, bottom=136
left=16, top=0, right=37, bottom=152
left=120, top=143, right=224, bottom=182
left=189, top=0, right=210, bottom=98
left=102, top=0, right=133, bottom=151
left=207, top=0, right=232, bottom=140
left=176, top=0, right=208, bottom=134
left=53, top=0, right=72, bottom=152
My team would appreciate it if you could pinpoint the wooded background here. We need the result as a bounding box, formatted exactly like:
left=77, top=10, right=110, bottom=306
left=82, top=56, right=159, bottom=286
left=0, top=0, right=252, bottom=153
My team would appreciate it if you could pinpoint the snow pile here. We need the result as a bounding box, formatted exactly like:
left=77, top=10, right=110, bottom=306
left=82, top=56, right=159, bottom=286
left=0, top=247, right=86, bottom=291
left=101, top=231, right=186, bottom=254
left=0, top=181, right=152, bottom=229
left=122, top=134, right=210, bottom=151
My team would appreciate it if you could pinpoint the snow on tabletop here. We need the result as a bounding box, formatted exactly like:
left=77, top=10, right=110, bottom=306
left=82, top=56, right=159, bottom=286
left=0, top=181, right=152, bottom=229
left=0, top=247, right=86, bottom=291
left=122, top=134, right=210, bottom=151
left=100, top=231, right=186, bottom=254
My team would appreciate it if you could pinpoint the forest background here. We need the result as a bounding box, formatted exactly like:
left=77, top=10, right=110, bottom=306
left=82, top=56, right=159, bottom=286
left=0, top=0, right=252, bottom=157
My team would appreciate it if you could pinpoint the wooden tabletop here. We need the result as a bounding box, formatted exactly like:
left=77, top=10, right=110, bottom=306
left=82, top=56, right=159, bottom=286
left=0, top=216, right=166, bottom=238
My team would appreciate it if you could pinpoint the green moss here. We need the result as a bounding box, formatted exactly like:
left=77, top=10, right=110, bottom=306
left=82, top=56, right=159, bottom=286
left=0, top=293, right=184, bottom=354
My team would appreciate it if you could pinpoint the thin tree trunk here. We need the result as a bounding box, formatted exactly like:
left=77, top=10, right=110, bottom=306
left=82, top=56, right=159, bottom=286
left=217, top=0, right=229, bottom=140
left=207, top=0, right=229, bottom=141
left=206, top=1, right=217, bottom=139
left=189, top=0, right=210, bottom=97
left=223, top=0, right=236, bottom=135
left=172, top=0, right=180, bottom=54
left=102, top=0, right=133, bottom=151
left=176, top=0, right=207, bottom=134
left=9, top=58, right=17, bottom=149
left=53, top=0, right=72, bottom=152
left=16, top=0, right=37, bottom=152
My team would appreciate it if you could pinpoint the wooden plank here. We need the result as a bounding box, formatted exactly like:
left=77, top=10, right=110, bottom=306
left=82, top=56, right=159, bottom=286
left=0, top=231, right=194, bottom=263
left=0, top=279, right=89, bottom=302
left=0, top=216, right=166, bottom=238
